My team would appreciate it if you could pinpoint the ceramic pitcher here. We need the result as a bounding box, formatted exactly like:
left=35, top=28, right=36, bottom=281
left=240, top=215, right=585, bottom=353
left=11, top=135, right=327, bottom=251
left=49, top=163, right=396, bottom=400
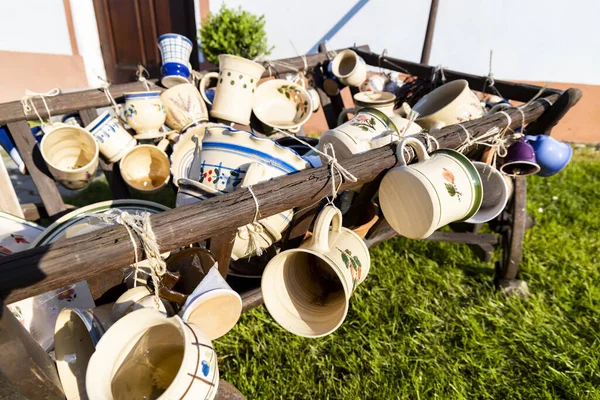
left=261, top=205, right=370, bottom=338
left=86, top=308, right=219, bottom=400
left=199, top=55, right=265, bottom=125
left=379, top=137, right=482, bottom=239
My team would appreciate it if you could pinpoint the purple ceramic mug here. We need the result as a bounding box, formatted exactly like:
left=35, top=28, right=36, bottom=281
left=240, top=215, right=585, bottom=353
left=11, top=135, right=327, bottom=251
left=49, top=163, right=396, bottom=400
left=500, top=139, right=541, bottom=176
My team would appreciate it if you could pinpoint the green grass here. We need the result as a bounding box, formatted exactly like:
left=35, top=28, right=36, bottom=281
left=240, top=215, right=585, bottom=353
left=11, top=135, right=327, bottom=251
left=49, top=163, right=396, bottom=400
left=214, top=147, right=600, bottom=399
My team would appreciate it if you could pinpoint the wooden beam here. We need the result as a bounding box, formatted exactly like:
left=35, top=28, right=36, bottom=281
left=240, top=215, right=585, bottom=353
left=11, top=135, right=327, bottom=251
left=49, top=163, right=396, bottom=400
left=0, top=94, right=559, bottom=303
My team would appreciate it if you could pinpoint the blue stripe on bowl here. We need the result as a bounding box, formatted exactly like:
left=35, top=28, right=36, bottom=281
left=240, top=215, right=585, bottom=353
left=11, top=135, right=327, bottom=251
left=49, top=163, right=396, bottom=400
left=124, top=92, right=160, bottom=100
left=158, top=33, right=193, bottom=46
left=202, top=142, right=301, bottom=173
left=88, top=113, right=112, bottom=133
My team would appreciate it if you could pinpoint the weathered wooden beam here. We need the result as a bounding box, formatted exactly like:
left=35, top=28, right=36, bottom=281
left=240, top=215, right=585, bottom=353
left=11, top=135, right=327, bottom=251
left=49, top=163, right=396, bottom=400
left=0, top=94, right=559, bottom=303
left=354, top=48, right=562, bottom=102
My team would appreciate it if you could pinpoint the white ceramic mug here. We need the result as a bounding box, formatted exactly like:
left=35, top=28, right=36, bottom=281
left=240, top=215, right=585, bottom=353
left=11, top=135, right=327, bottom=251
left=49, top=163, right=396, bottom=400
left=119, top=144, right=171, bottom=193
left=160, top=83, right=209, bottom=133
left=123, top=91, right=167, bottom=139
left=319, top=108, right=398, bottom=160
left=40, top=125, right=99, bottom=190
left=199, top=54, right=266, bottom=125
left=331, top=50, right=367, bottom=87
left=111, top=286, right=172, bottom=322
left=307, top=87, right=321, bottom=111
left=158, top=33, right=193, bottom=88
left=379, top=137, right=483, bottom=239
left=252, top=79, right=313, bottom=132
left=261, top=205, right=370, bottom=338
left=86, top=111, right=136, bottom=162
left=54, top=304, right=113, bottom=400
left=86, top=308, right=219, bottom=400
left=179, top=265, right=242, bottom=340
left=410, top=79, right=484, bottom=130
left=465, top=161, right=509, bottom=223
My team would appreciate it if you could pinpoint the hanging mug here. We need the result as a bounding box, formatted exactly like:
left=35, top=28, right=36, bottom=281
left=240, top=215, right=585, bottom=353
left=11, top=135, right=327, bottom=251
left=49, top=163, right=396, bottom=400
left=198, top=54, right=266, bottom=125
left=330, top=50, right=367, bottom=87
left=261, top=205, right=370, bottom=338
left=379, top=137, right=483, bottom=239
left=525, top=134, right=572, bottom=177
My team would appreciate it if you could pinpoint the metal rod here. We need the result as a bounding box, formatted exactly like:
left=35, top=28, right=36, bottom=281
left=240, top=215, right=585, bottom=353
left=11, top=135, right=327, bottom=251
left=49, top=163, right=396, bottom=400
left=420, top=0, right=440, bottom=64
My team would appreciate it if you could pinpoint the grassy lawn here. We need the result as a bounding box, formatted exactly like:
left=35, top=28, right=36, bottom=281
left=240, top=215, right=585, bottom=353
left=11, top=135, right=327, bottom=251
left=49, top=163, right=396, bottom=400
left=214, top=147, right=600, bottom=399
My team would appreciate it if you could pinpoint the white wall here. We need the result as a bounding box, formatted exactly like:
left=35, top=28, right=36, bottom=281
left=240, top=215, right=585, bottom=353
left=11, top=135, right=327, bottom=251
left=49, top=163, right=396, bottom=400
left=0, top=0, right=73, bottom=55
left=210, top=0, right=600, bottom=85
left=69, top=0, right=107, bottom=86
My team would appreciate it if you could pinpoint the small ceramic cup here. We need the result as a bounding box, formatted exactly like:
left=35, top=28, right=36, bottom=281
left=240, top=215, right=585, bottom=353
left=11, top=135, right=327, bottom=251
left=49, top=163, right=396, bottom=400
left=199, top=54, right=266, bottom=125
left=160, top=83, right=209, bottom=133
left=525, top=134, right=572, bottom=177
left=158, top=33, right=193, bottom=88
left=120, top=144, right=171, bottom=193
left=86, top=308, right=219, bottom=400
left=261, top=205, right=370, bottom=338
left=111, top=286, right=172, bottom=322
left=62, top=113, right=83, bottom=127
left=379, top=137, right=483, bottom=239
left=40, top=125, right=99, bottom=190
left=307, top=87, right=321, bottom=111
left=252, top=79, right=313, bottom=132
left=54, top=304, right=113, bottom=400
left=411, top=79, right=484, bottom=130
left=179, top=265, right=242, bottom=340
left=331, top=50, right=367, bottom=87
left=465, top=162, right=509, bottom=223
left=500, top=138, right=541, bottom=176
left=319, top=108, right=399, bottom=160
left=85, top=110, right=136, bottom=162
left=123, top=91, right=167, bottom=139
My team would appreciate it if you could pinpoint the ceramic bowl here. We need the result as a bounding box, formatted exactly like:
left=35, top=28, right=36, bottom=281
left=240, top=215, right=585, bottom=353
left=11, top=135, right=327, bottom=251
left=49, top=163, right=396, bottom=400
left=252, top=79, right=313, bottom=131
left=40, top=125, right=99, bottom=190
left=123, top=91, right=167, bottom=139
left=120, top=144, right=171, bottom=193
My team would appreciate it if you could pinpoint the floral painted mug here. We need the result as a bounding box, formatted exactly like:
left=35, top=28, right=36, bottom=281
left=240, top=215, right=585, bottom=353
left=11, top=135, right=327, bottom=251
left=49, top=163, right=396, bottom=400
left=379, top=137, right=483, bottom=239
left=85, top=111, right=136, bottom=163
left=123, top=91, right=167, bottom=140
left=160, top=83, right=209, bottom=134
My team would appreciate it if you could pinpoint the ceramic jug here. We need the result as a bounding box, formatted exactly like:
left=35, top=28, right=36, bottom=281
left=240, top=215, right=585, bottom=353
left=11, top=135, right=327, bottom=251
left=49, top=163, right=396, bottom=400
left=525, top=134, right=572, bottom=177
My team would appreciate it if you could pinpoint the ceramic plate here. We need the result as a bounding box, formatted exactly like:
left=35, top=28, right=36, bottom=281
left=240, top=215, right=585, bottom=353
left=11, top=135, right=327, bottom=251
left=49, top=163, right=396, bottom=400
left=32, top=199, right=170, bottom=246
left=0, top=211, right=44, bottom=256
left=170, top=122, right=217, bottom=186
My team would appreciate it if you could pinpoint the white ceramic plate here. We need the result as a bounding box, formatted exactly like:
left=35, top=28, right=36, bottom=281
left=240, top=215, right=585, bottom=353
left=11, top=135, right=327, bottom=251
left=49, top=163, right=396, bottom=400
left=0, top=211, right=44, bottom=256
left=170, top=122, right=218, bottom=186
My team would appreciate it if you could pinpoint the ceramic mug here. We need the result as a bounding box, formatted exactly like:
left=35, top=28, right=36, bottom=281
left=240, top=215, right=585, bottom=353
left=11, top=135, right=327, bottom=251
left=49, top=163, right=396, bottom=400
left=252, top=79, right=313, bottom=132
left=465, top=162, right=509, bottom=223
left=120, top=144, right=171, bottom=193
left=85, top=111, right=136, bottom=162
left=318, top=108, right=399, bottom=160
left=160, top=83, right=209, bottom=133
left=525, top=134, right=572, bottom=177
left=500, top=138, right=541, bottom=176
left=179, top=265, right=242, bottom=340
left=111, top=286, right=172, bottom=322
left=199, top=54, right=266, bottom=125
left=410, top=79, right=484, bottom=130
left=86, top=308, right=219, bottom=400
left=123, top=91, right=167, bottom=139
left=40, top=125, right=99, bottom=190
left=158, top=33, right=193, bottom=88
left=54, top=304, right=113, bottom=400
left=62, top=113, right=83, bottom=127
left=307, top=87, right=321, bottom=111
left=261, top=205, right=370, bottom=338
left=331, top=50, right=367, bottom=87
left=379, top=137, right=483, bottom=239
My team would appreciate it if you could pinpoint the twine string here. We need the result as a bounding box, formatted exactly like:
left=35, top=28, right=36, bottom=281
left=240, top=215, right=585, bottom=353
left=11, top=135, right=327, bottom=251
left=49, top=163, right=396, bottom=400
left=244, top=186, right=265, bottom=257
left=431, top=65, right=446, bottom=83
left=97, top=75, right=121, bottom=116
left=136, top=65, right=152, bottom=91
left=20, top=88, right=60, bottom=127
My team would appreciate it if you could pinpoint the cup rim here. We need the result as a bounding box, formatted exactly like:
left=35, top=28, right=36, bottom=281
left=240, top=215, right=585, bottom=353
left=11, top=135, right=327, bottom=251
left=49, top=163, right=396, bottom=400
left=413, top=79, right=470, bottom=119
left=85, top=110, right=113, bottom=133
left=465, top=161, right=509, bottom=223
left=252, top=79, right=313, bottom=129
left=332, top=50, right=361, bottom=79
left=158, top=33, right=193, bottom=47
left=40, top=126, right=99, bottom=173
left=124, top=91, right=162, bottom=99
left=120, top=144, right=170, bottom=191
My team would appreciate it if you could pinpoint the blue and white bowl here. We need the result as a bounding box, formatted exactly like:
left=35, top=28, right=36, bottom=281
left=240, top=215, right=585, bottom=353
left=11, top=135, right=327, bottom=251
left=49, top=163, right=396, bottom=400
left=158, top=33, right=193, bottom=88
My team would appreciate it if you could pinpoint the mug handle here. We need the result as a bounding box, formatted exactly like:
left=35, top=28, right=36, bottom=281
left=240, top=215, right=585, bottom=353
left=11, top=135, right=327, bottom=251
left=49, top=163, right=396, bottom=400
left=199, top=72, right=219, bottom=104
left=337, top=107, right=360, bottom=126
left=310, top=205, right=342, bottom=252
left=396, top=137, right=430, bottom=167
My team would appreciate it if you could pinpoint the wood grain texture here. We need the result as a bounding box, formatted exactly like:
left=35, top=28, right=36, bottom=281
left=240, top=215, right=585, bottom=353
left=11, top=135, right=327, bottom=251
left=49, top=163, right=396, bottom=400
left=6, top=121, right=66, bottom=217
left=209, top=230, right=237, bottom=278
left=0, top=94, right=560, bottom=303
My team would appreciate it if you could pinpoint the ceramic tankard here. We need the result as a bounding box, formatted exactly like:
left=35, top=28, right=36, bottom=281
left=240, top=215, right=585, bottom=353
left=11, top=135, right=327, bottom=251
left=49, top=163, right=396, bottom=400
left=160, top=83, right=209, bottom=133
left=123, top=91, right=167, bottom=139
left=318, top=108, right=398, bottom=160
left=199, top=54, right=265, bottom=125
left=158, top=33, right=193, bottom=88
left=261, top=205, right=370, bottom=338
left=379, top=137, right=482, bottom=239
left=85, top=111, right=136, bottom=163
left=331, top=50, right=367, bottom=87
left=410, top=79, right=484, bottom=130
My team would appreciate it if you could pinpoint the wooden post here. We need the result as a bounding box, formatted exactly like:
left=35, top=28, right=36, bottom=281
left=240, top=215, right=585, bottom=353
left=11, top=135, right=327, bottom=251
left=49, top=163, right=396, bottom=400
left=420, top=0, right=440, bottom=64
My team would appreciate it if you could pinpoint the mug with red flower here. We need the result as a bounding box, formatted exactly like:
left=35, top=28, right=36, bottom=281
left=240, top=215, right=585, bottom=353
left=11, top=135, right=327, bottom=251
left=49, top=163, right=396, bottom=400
left=379, top=137, right=483, bottom=239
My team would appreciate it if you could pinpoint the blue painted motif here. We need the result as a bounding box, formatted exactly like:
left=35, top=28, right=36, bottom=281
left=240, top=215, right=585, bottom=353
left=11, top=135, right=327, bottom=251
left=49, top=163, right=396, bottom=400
left=201, top=360, right=210, bottom=377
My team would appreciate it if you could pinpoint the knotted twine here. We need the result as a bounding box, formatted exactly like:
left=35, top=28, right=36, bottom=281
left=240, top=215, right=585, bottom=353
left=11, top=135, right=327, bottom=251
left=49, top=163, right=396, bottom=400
left=136, top=65, right=152, bottom=91
left=97, top=75, right=121, bottom=116
left=243, top=186, right=266, bottom=257
left=96, top=210, right=166, bottom=308
left=20, top=88, right=61, bottom=128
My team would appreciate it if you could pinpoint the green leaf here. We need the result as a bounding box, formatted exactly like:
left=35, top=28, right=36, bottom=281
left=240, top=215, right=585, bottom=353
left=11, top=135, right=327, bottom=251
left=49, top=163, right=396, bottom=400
left=285, top=92, right=290, bottom=99
left=445, top=183, right=457, bottom=196
left=296, top=104, right=299, bottom=111
left=277, top=88, right=283, bottom=93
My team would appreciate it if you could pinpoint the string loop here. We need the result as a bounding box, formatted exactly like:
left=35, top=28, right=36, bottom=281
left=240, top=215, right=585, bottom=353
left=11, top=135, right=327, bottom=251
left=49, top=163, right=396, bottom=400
left=20, top=88, right=61, bottom=126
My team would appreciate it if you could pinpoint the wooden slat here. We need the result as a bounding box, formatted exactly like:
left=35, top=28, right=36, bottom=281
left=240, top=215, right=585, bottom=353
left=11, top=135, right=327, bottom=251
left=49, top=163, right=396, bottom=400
left=215, top=380, right=247, bottom=400
left=0, top=156, right=23, bottom=217
left=6, top=121, right=66, bottom=217
left=353, top=48, right=562, bottom=102
left=209, top=230, right=237, bottom=278
left=525, top=88, right=583, bottom=135
left=0, top=94, right=559, bottom=303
